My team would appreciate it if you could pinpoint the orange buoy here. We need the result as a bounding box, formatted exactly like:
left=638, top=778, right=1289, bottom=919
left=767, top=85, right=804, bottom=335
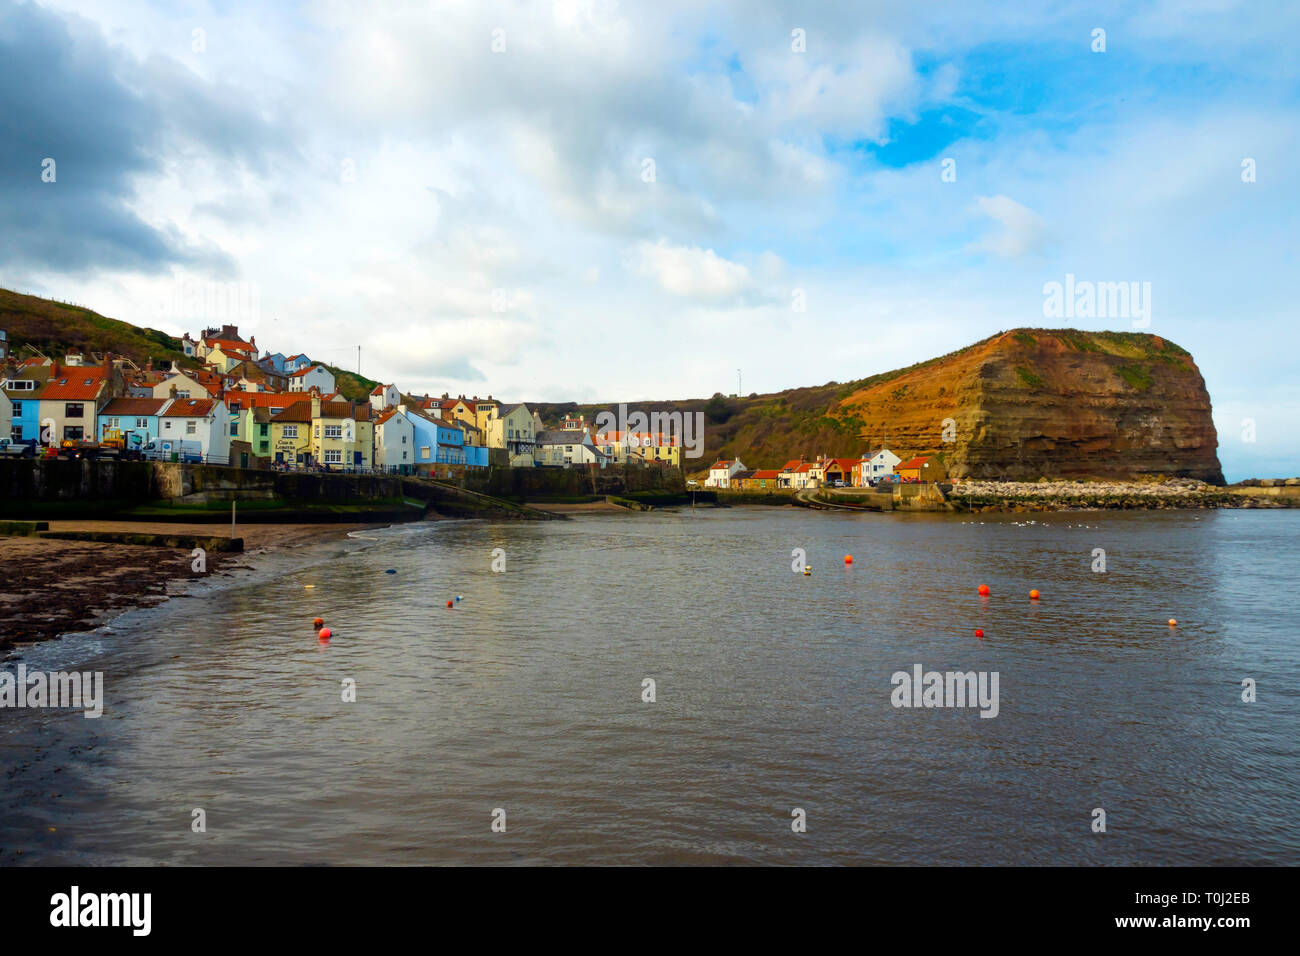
left=1168, top=618, right=1177, bottom=627
left=978, top=584, right=990, bottom=596
left=446, top=600, right=454, bottom=608
left=318, top=627, right=331, bottom=639
left=975, top=629, right=984, bottom=638
left=1029, top=589, right=1040, bottom=600
left=313, top=617, right=324, bottom=629
left=844, top=555, right=853, bottom=565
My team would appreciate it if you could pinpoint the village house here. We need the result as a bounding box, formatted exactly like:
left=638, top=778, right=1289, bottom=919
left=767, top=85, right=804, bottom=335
left=789, top=461, right=819, bottom=489
left=267, top=402, right=312, bottom=466
left=487, top=403, right=536, bottom=467
left=594, top=430, right=683, bottom=468
left=749, top=468, right=782, bottom=490
left=369, top=384, right=401, bottom=412
left=894, top=455, right=948, bottom=482
left=288, top=364, right=336, bottom=394
left=310, top=395, right=374, bottom=470
left=158, top=397, right=231, bottom=462
left=397, top=405, right=466, bottom=469
left=97, top=397, right=168, bottom=452
left=705, top=457, right=747, bottom=488
left=730, top=469, right=757, bottom=490
left=39, top=362, right=121, bottom=444
left=535, top=427, right=609, bottom=468
left=821, top=457, right=860, bottom=486
left=1, top=359, right=53, bottom=442
left=374, top=406, right=415, bottom=473
left=852, top=448, right=902, bottom=486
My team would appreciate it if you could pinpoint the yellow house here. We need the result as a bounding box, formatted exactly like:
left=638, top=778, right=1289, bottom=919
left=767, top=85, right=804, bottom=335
left=594, top=430, right=682, bottom=468
left=487, top=402, right=536, bottom=466
left=311, top=395, right=374, bottom=470
left=472, top=396, right=499, bottom=433
left=268, top=403, right=312, bottom=465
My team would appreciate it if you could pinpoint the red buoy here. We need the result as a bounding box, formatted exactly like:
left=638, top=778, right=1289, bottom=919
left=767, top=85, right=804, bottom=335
left=446, top=600, right=454, bottom=609
left=978, top=584, right=990, bottom=596
left=318, top=627, right=331, bottom=639
left=844, top=554, right=853, bottom=565
left=313, top=617, right=324, bottom=629
left=975, top=629, right=984, bottom=638
left=1029, top=589, right=1040, bottom=600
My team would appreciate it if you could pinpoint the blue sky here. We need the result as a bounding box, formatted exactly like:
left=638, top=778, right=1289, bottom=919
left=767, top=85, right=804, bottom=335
left=1, top=0, right=1297, bottom=480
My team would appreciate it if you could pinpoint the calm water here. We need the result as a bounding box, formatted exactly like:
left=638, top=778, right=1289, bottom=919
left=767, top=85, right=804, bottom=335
left=2, top=507, right=1297, bottom=865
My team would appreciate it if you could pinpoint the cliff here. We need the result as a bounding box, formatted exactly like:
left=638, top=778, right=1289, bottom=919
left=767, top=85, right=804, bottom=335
left=836, top=329, right=1222, bottom=482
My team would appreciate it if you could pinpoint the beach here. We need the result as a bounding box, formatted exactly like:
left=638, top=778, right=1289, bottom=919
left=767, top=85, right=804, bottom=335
left=0, top=520, right=381, bottom=650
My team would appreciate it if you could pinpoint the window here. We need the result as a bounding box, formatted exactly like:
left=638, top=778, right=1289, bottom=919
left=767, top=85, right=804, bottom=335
left=324, top=425, right=342, bottom=440
left=283, top=425, right=298, bottom=439
left=420, top=446, right=431, bottom=460
left=259, top=424, right=269, bottom=436
left=231, top=422, right=238, bottom=436
left=176, top=390, right=190, bottom=398
left=63, top=426, right=83, bottom=441
left=6, top=380, right=35, bottom=391
left=11, top=401, right=21, bottom=416
left=324, top=449, right=342, bottom=464
left=106, top=417, right=119, bottom=428
left=136, top=418, right=148, bottom=429
left=164, top=421, right=172, bottom=430
left=65, top=403, right=84, bottom=418
left=401, top=435, right=406, bottom=444
left=187, top=421, right=197, bottom=435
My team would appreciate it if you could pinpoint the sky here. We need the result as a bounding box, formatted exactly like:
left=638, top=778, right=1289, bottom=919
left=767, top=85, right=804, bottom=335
left=1, top=0, right=1297, bottom=480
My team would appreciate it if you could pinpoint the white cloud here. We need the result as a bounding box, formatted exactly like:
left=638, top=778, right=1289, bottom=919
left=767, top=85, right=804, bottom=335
left=970, top=195, right=1050, bottom=259
left=630, top=240, right=759, bottom=302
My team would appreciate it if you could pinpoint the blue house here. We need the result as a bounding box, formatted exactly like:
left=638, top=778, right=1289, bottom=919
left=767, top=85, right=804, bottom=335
left=98, top=397, right=168, bottom=451
left=261, top=352, right=287, bottom=373
left=1, top=364, right=52, bottom=443
left=284, top=353, right=312, bottom=373
left=399, top=406, right=468, bottom=468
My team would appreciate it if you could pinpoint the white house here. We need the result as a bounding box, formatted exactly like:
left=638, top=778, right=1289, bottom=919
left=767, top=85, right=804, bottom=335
left=288, top=365, right=336, bottom=393
left=158, top=397, right=231, bottom=462
left=374, top=406, right=415, bottom=472
left=857, top=447, right=902, bottom=485
left=370, top=383, right=401, bottom=412
left=705, top=457, right=746, bottom=488
left=535, top=428, right=609, bottom=468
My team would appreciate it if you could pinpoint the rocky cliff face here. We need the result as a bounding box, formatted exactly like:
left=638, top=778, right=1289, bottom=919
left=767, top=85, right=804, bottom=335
left=837, top=329, right=1223, bottom=483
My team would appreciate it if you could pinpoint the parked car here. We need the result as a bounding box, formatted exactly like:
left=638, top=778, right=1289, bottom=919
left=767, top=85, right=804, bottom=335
left=0, top=438, right=35, bottom=457
left=686, top=479, right=699, bottom=486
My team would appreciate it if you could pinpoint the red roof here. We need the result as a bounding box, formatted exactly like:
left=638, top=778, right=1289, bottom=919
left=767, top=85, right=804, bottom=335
left=824, top=458, right=860, bottom=472
left=161, top=398, right=218, bottom=418
left=709, top=460, right=732, bottom=469
left=896, top=456, right=935, bottom=470
left=778, top=459, right=803, bottom=472
left=42, top=366, right=109, bottom=401
left=238, top=392, right=311, bottom=408
left=752, top=470, right=781, bottom=479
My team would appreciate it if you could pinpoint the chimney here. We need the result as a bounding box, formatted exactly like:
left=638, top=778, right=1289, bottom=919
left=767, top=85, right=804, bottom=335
left=170, top=385, right=178, bottom=398
left=311, top=393, right=321, bottom=420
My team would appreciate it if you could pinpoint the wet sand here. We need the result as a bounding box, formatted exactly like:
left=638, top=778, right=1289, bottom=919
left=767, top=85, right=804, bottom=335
left=529, top=500, right=629, bottom=514
left=0, top=521, right=380, bottom=649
